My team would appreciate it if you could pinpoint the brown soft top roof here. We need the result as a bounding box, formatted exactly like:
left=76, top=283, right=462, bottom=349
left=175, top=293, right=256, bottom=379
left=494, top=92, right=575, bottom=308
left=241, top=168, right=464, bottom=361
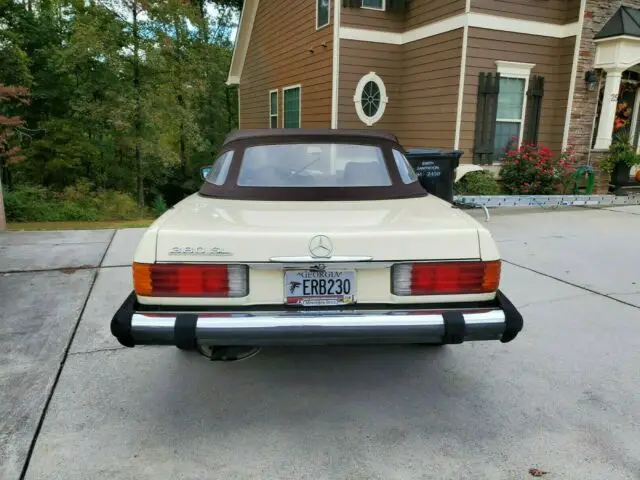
left=221, top=128, right=400, bottom=147
left=200, top=128, right=427, bottom=201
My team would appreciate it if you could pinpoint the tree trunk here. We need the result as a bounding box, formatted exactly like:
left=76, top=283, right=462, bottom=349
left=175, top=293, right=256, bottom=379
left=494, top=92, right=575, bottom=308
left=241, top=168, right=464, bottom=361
left=174, top=16, right=188, bottom=175
left=178, top=94, right=187, bottom=175
left=0, top=166, right=6, bottom=231
left=195, top=0, right=209, bottom=43
left=133, top=1, right=144, bottom=207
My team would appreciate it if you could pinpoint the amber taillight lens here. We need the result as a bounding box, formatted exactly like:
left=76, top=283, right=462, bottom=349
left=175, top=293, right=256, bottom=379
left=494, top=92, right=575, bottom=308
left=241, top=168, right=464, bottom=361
left=392, top=261, right=501, bottom=295
left=133, top=263, right=248, bottom=297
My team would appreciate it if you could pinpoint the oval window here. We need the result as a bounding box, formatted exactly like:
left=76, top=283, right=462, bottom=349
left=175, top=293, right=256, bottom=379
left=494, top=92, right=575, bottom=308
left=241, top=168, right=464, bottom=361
left=354, top=72, right=388, bottom=126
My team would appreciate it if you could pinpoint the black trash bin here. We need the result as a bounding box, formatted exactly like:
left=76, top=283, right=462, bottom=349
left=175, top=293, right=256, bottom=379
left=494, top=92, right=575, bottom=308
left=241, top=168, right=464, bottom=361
left=405, top=148, right=463, bottom=203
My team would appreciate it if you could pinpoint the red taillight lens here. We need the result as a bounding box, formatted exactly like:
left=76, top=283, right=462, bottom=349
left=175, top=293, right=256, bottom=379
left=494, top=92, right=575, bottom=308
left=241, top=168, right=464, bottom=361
left=133, top=263, right=248, bottom=297
left=392, top=261, right=500, bottom=295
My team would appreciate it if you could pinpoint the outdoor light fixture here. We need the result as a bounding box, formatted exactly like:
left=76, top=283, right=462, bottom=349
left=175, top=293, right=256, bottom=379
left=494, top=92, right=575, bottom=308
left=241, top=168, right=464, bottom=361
left=585, top=70, right=598, bottom=91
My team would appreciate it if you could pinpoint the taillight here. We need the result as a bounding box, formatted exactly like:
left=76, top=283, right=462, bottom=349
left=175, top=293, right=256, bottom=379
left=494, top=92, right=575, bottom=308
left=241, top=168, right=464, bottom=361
left=133, top=263, right=248, bottom=297
left=392, top=261, right=500, bottom=295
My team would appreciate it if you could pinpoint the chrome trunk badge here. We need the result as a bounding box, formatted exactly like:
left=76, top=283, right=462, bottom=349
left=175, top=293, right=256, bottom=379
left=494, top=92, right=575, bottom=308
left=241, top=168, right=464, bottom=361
left=169, top=246, right=233, bottom=256
left=309, top=235, right=333, bottom=258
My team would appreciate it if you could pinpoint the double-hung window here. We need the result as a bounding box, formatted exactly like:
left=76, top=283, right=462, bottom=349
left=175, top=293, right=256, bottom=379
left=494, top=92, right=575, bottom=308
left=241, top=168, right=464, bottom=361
left=493, top=61, right=535, bottom=162
left=316, top=0, right=330, bottom=29
left=362, top=0, right=384, bottom=10
left=269, top=89, right=278, bottom=128
left=283, top=85, right=301, bottom=128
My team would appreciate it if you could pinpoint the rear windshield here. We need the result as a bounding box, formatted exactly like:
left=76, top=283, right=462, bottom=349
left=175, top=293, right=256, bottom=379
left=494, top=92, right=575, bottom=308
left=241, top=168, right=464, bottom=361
left=198, top=136, right=428, bottom=201
left=237, top=143, right=392, bottom=187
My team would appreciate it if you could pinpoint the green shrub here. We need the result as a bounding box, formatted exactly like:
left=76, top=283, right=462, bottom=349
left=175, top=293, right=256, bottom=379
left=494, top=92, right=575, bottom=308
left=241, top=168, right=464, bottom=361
left=454, top=171, right=501, bottom=196
left=499, top=143, right=576, bottom=195
left=59, top=201, right=99, bottom=221
left=5, top=185, right=144, bottom=222
left=4, top=186, right=56, bottom=222
left=599, top=131, right=640, bottom=174
left=152, top=194, right=168, bottom=217
left=94, top=190, right=143, bottom=220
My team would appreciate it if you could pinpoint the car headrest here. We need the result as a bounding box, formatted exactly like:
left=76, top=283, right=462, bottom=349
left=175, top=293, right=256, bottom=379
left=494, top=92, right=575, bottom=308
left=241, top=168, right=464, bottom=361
left=343, top=161, right=389, bottom=186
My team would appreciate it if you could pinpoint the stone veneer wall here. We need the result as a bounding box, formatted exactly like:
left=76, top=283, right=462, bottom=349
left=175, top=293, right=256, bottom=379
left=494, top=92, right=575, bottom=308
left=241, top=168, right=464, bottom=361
left=567, top=0, right=640, bottom=192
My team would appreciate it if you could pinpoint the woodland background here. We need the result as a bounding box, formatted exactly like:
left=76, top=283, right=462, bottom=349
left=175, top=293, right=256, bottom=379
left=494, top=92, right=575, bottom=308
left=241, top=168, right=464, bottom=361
left=0, top=0, right=243, bottom=222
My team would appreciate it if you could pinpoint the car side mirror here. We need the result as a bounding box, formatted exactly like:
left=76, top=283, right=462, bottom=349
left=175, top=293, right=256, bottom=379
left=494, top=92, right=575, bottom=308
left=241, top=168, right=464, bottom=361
left=200, top=166, right=213, bottom=180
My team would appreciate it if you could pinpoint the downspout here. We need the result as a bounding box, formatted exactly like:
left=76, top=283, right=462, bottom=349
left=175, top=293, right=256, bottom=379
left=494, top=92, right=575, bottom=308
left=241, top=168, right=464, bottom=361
left=453, top=0, right=471, bottom=150
left=562, top=0, right=587, bottom=150
left=331, top=0, right=341, bottom=129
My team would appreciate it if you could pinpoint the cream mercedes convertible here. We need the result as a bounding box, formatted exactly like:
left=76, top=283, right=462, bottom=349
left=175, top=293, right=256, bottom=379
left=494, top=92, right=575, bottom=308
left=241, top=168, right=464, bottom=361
left=111, top=129, right=523, bottom=361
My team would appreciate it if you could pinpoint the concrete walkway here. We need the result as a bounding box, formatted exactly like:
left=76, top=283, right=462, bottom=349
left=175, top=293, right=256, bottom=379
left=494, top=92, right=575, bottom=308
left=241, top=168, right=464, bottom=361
left=1, top=207, right=639, bottom=480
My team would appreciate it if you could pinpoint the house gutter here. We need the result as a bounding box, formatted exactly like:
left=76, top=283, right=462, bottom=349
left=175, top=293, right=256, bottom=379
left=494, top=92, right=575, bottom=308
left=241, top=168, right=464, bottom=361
left=331, top=0, right=341, bottom=129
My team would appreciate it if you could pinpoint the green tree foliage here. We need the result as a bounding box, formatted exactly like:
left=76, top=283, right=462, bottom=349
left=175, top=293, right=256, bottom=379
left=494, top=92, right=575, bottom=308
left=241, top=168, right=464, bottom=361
left=0, top=0, right=239, bottom=218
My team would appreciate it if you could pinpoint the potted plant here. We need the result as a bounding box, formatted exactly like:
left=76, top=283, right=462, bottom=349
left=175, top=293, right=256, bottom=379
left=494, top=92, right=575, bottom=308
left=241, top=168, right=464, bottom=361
left=599, top=131, right=640, bottom=185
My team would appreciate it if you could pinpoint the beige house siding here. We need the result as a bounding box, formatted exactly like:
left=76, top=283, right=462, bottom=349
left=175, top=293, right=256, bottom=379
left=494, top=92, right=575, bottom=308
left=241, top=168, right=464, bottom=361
left=460, top=28, right=575, bottom=162
left=338, top=40, right=403, bottom=131
left=405, top=0, right=466, bottom=30
left=471, top=0, right=580, bottom=24
left=239, top=0, right=333, bottom=129
left=566, top=0, right=581, bottom=23
left=338, top=30, right=462, bottom=150
left=399, top=29, right=463, bottom=149
left=341, top=5, right=403, bottom=32
left=342, top=1, right=465, bottom=33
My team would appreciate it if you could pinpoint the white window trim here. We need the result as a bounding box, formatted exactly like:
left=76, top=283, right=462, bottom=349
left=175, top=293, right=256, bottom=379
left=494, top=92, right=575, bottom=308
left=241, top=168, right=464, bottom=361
left=269, top=88, right=278, bottom=128
left=495, top=61, right=535, bottom=151
left=316, top=0, right=330, bottom=30
left=282, top=84, right=302, bottom=128
left=361, top=0, right=385, bottom=11
left=353, top=72, right=388, bottom=126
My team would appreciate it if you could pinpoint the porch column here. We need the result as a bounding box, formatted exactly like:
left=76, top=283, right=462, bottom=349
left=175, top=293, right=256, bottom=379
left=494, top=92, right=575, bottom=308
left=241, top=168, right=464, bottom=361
left=594, top=68, right=624, bottom=150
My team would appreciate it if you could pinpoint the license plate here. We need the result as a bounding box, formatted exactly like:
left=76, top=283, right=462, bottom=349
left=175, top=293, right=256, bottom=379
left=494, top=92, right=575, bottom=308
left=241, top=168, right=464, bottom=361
left=284, top=269, right=356, bottom=306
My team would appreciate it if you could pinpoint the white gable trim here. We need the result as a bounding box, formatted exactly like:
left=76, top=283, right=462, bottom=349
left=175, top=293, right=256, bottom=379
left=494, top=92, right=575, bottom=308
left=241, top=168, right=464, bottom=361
left=226, top=0, right=259, bottom=85
left=340, top=12, right=579, bottom=45
left=340, top=27, right=401, bottom=44
left=467, top=13, right=578, bottom=38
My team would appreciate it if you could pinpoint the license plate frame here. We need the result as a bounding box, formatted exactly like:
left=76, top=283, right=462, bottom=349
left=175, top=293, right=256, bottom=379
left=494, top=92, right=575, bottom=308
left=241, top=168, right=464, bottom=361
left=284, top=269, right=356, bottom=306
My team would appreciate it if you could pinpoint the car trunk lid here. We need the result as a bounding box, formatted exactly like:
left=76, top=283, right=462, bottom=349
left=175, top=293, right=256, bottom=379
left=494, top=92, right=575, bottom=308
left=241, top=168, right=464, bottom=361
left=154, top=194, right=481, bottom=262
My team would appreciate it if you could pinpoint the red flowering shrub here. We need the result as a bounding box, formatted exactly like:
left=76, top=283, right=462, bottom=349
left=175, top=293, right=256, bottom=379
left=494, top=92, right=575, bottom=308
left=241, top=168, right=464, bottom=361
left=499, top=141, right=577, bottom=195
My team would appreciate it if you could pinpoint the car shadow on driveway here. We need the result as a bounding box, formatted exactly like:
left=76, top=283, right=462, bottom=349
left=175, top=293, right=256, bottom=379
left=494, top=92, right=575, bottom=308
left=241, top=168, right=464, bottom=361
left=25, top=344, right=510, bottom=480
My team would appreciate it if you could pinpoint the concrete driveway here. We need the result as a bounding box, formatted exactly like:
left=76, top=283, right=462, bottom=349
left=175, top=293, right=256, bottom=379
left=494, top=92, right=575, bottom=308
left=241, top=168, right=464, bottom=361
left=1, top=207, right=639, bottom=480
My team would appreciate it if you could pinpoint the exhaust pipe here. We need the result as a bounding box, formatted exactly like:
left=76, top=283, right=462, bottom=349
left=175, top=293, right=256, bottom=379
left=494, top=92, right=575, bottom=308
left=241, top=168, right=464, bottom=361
left=196, top=344, right=262, bottom=362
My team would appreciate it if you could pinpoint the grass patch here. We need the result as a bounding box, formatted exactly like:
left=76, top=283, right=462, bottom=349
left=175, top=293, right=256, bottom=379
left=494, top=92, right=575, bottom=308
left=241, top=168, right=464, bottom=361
left=7, top=219, right=155, bottom=231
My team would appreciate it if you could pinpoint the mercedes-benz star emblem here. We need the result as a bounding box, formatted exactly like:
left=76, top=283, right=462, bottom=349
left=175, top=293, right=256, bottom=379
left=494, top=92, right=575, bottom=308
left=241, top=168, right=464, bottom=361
left=309, top=235, right=333, bottom=258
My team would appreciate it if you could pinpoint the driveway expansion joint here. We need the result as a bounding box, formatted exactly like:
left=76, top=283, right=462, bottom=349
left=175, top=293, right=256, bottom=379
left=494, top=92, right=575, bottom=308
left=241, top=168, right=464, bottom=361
left=516, top=293, right=593, bottom=311
left=0, top=265, right=99, bottom=275
left=69, top=346, right=132, bottom=356
left=503, top=260, right=640, bottom=311
left=18, top=229, right=117, bottom=480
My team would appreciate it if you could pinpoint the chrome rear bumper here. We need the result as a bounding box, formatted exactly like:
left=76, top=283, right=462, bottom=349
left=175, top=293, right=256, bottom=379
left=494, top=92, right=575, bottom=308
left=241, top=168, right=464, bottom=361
left=111, top=291, right=523, bottom=347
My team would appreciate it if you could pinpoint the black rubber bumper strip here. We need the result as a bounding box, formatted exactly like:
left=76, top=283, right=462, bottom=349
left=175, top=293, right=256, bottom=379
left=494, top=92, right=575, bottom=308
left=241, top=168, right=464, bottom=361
left=497, top=290, right=523, bottom=343
left=174, top=314, right=198, bottom=350
left=442, top=311, right=466, bottom=344
left=110, top=290, right=137, bottom=348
